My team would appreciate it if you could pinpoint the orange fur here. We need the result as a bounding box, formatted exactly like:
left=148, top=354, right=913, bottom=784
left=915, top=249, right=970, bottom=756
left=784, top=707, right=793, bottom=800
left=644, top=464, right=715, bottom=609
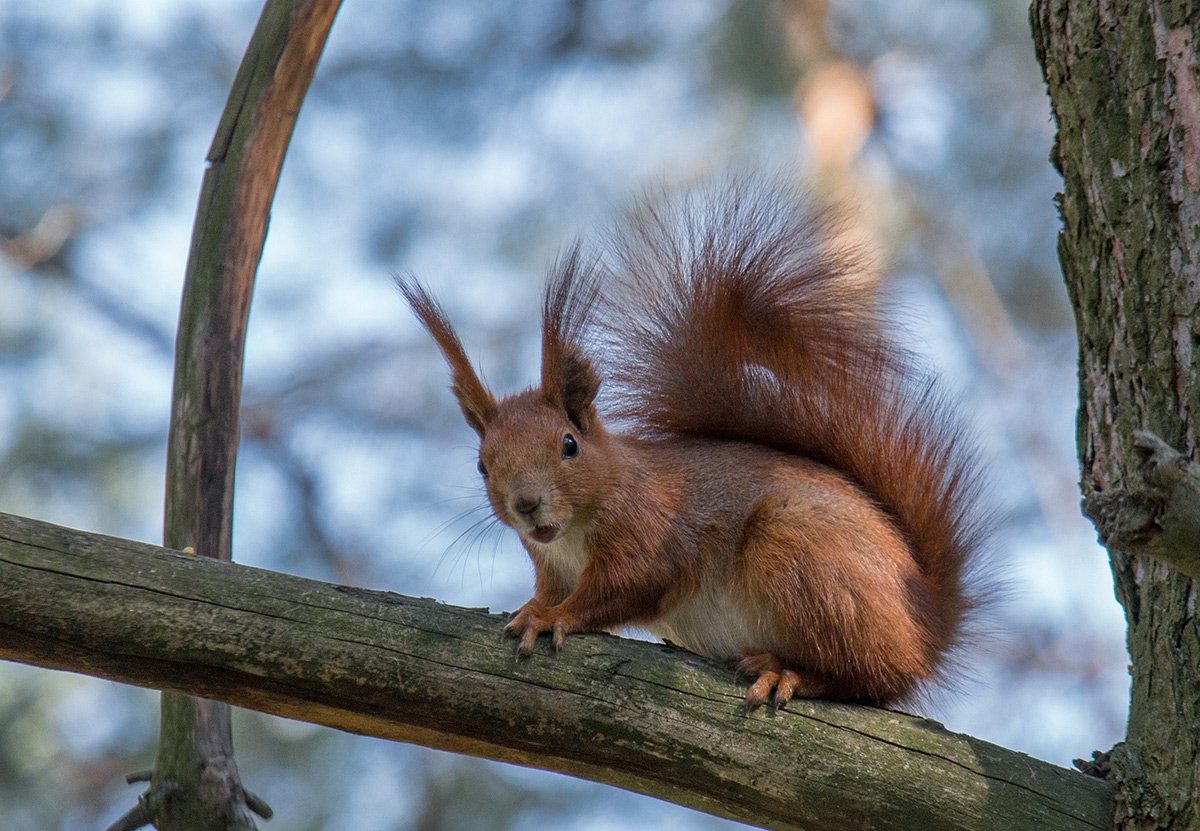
left=397, top=178, right=987, bottom=709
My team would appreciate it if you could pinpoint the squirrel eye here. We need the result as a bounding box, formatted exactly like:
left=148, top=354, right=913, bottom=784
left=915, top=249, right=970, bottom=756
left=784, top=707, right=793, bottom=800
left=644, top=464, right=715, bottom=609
left=562, top=433, right=579, bottom=459
left=477, top=458, right=488, bottom=478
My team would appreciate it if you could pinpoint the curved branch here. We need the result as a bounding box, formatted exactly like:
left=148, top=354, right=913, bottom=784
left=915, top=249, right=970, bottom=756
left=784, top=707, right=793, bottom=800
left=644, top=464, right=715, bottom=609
left=0, top=511, right=1111, bottom=831
left=167, top=0, right=340, bottom=566
left=158, top=0, right=340, bottom=828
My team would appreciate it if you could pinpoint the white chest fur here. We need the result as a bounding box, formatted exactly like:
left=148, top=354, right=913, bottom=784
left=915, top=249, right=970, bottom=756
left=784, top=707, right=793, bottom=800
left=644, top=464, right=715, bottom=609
left=527, top=529, right=770, bottom=662
left=526, top=525, right=589, bottom=589
left=651, top=585, right=766, bottom=662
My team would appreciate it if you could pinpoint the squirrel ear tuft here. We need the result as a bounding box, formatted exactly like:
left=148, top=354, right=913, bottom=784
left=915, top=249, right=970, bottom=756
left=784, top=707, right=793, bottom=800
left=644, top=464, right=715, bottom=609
left=541, top=246, right=602, bottom=431
left=548, top=353, right=601, bottom=433
left=396, top=275, right=497, bottom=437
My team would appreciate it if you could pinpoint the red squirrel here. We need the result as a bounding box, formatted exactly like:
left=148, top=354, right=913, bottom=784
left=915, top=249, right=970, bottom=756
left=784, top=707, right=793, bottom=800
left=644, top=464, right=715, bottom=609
left=397, top=180, right=985, bottom=709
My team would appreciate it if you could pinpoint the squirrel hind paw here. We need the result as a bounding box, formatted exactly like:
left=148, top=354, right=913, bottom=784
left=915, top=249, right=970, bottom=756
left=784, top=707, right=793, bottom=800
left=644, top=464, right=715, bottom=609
left=736, top=652, right=818, bottom=711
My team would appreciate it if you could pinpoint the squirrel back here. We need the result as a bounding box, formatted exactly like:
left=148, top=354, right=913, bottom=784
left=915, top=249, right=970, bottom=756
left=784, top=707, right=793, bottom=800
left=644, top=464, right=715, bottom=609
left=400, top=177, right=987, bottom=708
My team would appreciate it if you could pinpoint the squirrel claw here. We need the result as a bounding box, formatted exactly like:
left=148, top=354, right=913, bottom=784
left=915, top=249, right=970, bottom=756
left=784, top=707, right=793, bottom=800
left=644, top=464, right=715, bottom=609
left=504, top=603, right=575, bottom=655
left=517, top=626, right=539, bottom=657
left=552, top=619, right=569, bottom=651
left=738, top=652, right=807, bottom=712
left=743, top=671, right=779, bottom=712
left=742, top=669, right=802, bottom=711
left=772, top=669, right=800, bottom=709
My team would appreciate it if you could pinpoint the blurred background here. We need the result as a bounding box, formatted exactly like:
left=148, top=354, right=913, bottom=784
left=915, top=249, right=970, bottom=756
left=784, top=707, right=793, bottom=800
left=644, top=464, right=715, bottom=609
left=0, top=0, right=1129, bottom=828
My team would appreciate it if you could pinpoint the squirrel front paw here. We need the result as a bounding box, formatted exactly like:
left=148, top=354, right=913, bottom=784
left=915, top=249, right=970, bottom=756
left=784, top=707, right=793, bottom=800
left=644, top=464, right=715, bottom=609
left=504, top=602, right=576, bottom=656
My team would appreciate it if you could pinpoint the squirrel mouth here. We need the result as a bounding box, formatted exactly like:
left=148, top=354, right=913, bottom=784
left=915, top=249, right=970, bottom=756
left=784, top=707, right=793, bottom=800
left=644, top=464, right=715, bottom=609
left=529, top=524, right=559, bottom=544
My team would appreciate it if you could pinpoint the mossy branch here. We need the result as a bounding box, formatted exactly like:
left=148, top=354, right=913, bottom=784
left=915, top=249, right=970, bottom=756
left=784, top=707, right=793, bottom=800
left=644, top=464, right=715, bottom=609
left=0, top=511, right=1111, bottom=831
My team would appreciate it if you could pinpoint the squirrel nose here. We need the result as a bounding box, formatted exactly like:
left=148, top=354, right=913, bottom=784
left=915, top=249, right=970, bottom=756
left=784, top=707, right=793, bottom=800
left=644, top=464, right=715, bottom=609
left=512, top=494, right=542, bottom=517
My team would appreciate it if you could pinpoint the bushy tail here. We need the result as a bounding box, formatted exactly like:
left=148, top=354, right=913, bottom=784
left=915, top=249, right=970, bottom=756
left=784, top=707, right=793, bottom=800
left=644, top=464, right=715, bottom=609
left=594, top=178, right=987, bottom=661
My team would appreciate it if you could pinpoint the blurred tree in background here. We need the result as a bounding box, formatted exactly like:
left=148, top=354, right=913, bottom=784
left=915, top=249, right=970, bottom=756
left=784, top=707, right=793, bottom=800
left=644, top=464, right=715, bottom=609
left=0, top=1, right=1126, bottom=828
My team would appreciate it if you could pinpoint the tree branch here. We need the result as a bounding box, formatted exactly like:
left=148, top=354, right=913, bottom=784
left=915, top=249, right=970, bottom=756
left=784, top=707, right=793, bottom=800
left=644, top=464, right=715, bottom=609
left=1082, top=430, right=1200, bottom=580
left=158, top=0, right=341, bottom=826
left=0, top=511, right=1111, bottom=831
left=103, top=781, right=182, bottom=831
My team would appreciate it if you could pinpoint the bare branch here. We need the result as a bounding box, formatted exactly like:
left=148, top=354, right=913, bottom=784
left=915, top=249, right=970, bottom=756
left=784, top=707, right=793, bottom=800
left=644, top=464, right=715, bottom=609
left=158, top=0, right=342, bottom=827
left=103, top=781, right=183, bottom=831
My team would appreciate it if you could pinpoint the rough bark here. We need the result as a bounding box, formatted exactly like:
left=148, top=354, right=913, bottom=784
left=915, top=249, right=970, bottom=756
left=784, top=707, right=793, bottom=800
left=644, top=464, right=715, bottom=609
left=1031, top=1, right=1200, bottom=828
left=151, top=0, right=341, bottom=829
left=0, top=511, right=1111, bottom=831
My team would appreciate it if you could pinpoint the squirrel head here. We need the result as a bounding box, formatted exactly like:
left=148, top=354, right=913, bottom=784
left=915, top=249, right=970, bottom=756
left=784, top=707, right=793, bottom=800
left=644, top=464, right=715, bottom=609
left=397, top=249, right=610, bottom=545
left=474, top=388, right=609, bottom=544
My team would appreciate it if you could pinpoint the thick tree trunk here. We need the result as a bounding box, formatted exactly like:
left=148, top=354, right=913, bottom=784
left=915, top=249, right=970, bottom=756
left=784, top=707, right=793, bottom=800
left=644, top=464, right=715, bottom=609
left=0, top=511, right=1111, bottom=831
left=1031, top=1, right=1200, bottom=828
